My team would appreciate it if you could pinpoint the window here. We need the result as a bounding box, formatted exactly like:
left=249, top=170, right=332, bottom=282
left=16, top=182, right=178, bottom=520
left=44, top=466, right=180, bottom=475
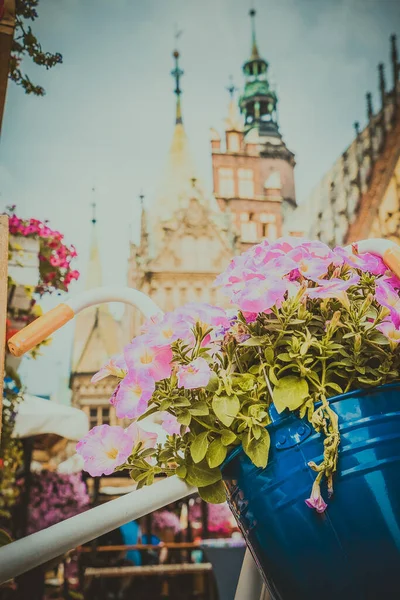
left=101, top=408, right=110, bottom=425
left=240, top=212, right=249, bottom=222
left=89, top=407, right=111, bottom=427
left=89, top=408, right=98, bottom=429
left=228, top=133, right=240, bottom=153
left=241, top=213, right=258, bottom=243
left=238, top=168, right=254, bottom=198
left=218, top=168, right=234, bottom=197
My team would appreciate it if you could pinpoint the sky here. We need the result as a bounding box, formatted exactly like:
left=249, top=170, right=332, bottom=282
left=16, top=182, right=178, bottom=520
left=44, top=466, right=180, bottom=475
left=1, top=0, right=399, bottom=397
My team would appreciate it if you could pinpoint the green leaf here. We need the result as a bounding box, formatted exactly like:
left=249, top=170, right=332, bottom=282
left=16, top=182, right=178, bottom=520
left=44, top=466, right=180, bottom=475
left=221, top=429, right=237, bottom=446
left=206, top=438, right=227, bottom=468
left=212, top=395, right=240, bottom=427
left=240, top=335, right=269, bottom=346
left=269, top=367, right=279, bottom=386
left=233, top=373, right=255, bottom=391
left=325, top=382, right=343, bottom=394
left=176, top=464, right=187, bottom=479
left=0, top=529, right=12, bottom=548
left=198, top=480, right=226, bottom=504
left=205, top=372, right=219, bottom=392
left=174, top=397, right=192, bottom=407
left=178, top=410, right=192, bottom=426
left=252, top=425, right=262, bottom=440
left=186, top=461, right=222, bottom=487
left=189, top=401, right=209, bottom=416
left=139, top=448, right=157, bottom=459
left=264, top=347, right=274, bottom=364
left=242, top=429, right=270, bottom=468
left=370, top=333, right=390, bottom=345
left=190, top=431, right=209, bottom=463
left=277, top=353, right=293, bottom=362
left=273, top=376, right=309, bottom=414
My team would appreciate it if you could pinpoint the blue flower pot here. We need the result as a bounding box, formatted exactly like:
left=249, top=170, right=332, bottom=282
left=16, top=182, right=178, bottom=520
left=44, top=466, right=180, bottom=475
left=221, top=383, right=400, bottom=600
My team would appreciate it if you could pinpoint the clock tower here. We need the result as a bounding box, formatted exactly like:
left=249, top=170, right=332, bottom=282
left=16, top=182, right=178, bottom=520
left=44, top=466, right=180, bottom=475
left=210, top=9, right=298, bottom=249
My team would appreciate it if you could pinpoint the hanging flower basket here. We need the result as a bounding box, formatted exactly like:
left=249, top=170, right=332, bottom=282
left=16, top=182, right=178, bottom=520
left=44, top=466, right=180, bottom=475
left=76, top=236, right=400, bottom=599
left=6, top=207, right=80, bottom=295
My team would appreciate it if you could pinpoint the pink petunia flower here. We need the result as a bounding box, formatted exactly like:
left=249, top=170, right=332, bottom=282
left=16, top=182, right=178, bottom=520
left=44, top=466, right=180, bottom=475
left=175, top=302, right=230, bottom=329
left=234, top=276, right=288, bottom=314
left=287, top=246, right=337, bottom=281
left=114, top=372, right=155, bottom=419
left=160, top=412, right=181, bottom=435
left=91, top=354, right=127, bottom=383
left=125, top=422, right=158, bottom=450
left=334, top=246, right=387, bottom=275
left=177, top=357, right=212, bottom=389
left=145, top=311, right=191, bottom=346
left=307, top=274, right=360, bottom=300
left=305, top=480, right=328, bottom=514
left=140, top=313, right=164, bottom=334
left=377, top=320, right=400, bottom=344
left=375, top=279, right=400, bottom=327
left=382, top=274, right=400, bottom=290
left=76, top=425, right=134, bottom=477
left=124, top=335, right=173, bottom=381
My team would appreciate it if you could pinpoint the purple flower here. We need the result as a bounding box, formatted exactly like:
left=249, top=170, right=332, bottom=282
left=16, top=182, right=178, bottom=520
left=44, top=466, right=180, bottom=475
left=305, top=481, right=328, bottom=514
left=125, top=422, right=158, bottom=449
left=76, top=425, right=134, bottom=477
left=234, top=276, right=287, bottom=314
left=160, top=412, right=181, bottom=435
left=145, top=311, right=191, bottom=346
left=91, top=353, right=126, bottom=383
left=174, top=302, right=230, bottom=329
left=377, top=320, right=400, bottom=344
left=124, top=335, right=173, bottom=381
left=375, top=279, right=400, bottom=327
left=335, top=245, right=387, bottom=276
left=177, top=357, right=212, bottom=389
left=114, top=372, right=155, bottom=419
left=307, top=274, right=360, bottom=300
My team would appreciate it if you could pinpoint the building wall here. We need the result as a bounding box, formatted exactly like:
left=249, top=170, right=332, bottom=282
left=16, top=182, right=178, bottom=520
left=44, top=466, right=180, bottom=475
left=71, top=373, right=122, bottom=427
left=292, top=84, right=399, bottom=245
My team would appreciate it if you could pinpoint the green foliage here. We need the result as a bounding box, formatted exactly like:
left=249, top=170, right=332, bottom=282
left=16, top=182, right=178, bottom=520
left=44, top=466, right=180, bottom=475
left=9, top=0, right=63, bottom=96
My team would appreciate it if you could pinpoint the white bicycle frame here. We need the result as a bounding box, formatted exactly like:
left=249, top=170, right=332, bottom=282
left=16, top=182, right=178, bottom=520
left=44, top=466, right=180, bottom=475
left=2, top=238, right=400, bottom=598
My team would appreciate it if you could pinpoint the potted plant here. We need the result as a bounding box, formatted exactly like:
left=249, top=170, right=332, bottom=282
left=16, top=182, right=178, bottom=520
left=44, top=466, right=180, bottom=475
left=76, top=236, right=400, bottom=599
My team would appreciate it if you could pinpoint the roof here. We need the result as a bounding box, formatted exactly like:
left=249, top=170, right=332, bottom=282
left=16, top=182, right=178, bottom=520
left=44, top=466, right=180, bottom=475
left=71, top=223, right=122, bottom=374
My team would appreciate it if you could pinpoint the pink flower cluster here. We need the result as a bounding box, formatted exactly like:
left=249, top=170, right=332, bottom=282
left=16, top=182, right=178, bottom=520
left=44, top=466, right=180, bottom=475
left=24, top=470, right=89, bottom=535
left=214, top=237, right=394, bottom=318
left=151, top=509, right=182, bottom=534
left=79, top=302, right=228, bottom=476
left=189, top=500, right=234, bottom=535
left=7, top=208, right=79, bottom=294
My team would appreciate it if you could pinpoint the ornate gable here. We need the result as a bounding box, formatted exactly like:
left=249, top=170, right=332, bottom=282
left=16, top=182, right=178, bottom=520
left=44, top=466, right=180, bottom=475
left=148, top=197, right=235, bottom=274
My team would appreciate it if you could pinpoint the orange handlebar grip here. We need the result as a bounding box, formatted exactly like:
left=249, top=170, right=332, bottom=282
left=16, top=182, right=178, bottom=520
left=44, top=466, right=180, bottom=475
left=8, top=304, right=74, bottom=357
left=383, top=247, right=400, bottom=279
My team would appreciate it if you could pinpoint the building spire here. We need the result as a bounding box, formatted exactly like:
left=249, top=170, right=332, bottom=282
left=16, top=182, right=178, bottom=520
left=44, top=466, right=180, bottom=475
left=171, top=49, right=184, bottom=125
left=91, top=199, right=97, bottom=224
left=225, top=76, right=242, bottom=131
left=86, top=199, right=102, bottom=291
left=139, top=191, right=149, bottom=257
left=249, top=9, right=260, bottom=60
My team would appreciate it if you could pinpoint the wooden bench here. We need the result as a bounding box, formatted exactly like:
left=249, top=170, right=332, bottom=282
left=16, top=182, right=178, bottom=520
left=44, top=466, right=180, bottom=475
left=84, top=562, right=212, bottom=578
